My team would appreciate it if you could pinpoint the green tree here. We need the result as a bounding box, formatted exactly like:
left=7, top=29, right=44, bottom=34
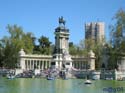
left=109, top=9, right=125, bottom=69
left=83, top=38, right=105, bottom=69
left=110, top=9, right=125, bottom=52
left=32, top=37, right=40, bottom=54
left=93, top=41, right=104, bottom=69
left=1, top=25, right=34, bottom=68
left=22, top=32, right=34, bottom=53
left=0, top=40, right=4, bottom=67
left=69, top=42, right=77, bottom=55
left=77, top=40, right=88, bottom=56
left=38, top=36, right=51, bottom=55
left=84, top=38, right=95, bottom=52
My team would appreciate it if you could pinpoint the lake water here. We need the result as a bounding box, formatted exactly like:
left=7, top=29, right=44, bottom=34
left=0, top=78, right=125, bottom=93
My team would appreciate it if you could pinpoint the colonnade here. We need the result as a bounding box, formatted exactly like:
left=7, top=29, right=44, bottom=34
left=24, top=59, right=51, bottom=70
left=73, top=61, right=88, bottom=69
left=18, top=49, right=95, bottom=71
left=23, top=59, right=88, bottom=70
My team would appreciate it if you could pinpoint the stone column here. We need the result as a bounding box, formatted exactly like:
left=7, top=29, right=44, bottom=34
left=76, top=62, right=78, bottom=69
left=49, top=61, right=51, bottom=67
left=38, top=60, right=40, bottom=69
left=41, top=61, right=43, bottom=70
left=88, top=50, right=95, bottom=70
left=28, top=60, right=29, bottom=70
left=18, top=49, right=26, bottom=70
left=48, top=60, right=50, bottom=68
left=74, top=61, right=76, bottom=68
left=46, top=60, right=48, bottom=69
left=30, top=60, right=31, bottom=70
left=26, top=60, right=28, bottom=70
left=45, top=60, right=47, bottom=69
left=27, top=60, right=29, bottom=70
left=34, top=60, right=36, bottom=69
left=43, top=61, right=45, bottom=70
left=30, top=60, right=32, bottom=70
left=29, top=60, right=30, bottom=70
left=40, top=61, right=42, bottom=70
left=32, top=60, right=34, bottom=70
left=24, top=60, right=26, bottom=70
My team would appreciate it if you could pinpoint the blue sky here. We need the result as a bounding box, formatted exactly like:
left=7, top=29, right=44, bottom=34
left=0, top=0, right=125, bottom=44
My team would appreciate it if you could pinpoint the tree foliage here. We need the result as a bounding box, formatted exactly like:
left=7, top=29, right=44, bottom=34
left=108, top=9, right=125, bottom=69
left=0, top=25, right=34, bottom=68
left=33, top=36, right=52, bottom=55
left=69, top=42, right=77, bottom=55
left=84, top=38, right=95, bottom=52
left=85, top=38, right=104, bottom=69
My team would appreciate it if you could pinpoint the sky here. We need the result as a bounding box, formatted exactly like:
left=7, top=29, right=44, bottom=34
left=0, top=0, right=125, bottom=44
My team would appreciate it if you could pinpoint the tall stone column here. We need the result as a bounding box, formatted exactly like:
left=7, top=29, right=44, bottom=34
left=51, top=17, right=72, bottom=70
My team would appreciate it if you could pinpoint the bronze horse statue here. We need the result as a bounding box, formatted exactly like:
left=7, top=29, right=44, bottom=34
left=59, top=16, right=65, bottom=26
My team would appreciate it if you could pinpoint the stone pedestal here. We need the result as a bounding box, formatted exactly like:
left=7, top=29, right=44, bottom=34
left=34, top=69, right=40, bottom=75
left=15, top=69, right=23, bottom=75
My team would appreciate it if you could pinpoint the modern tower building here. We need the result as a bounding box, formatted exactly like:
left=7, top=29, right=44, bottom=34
left=85, top=22, right=105, bottom=43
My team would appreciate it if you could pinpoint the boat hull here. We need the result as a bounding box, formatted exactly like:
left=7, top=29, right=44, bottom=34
left=84, top=80, right=92, bottom=84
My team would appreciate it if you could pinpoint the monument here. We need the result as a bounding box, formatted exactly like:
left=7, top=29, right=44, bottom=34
left=51, top=16, right=72, bottom=71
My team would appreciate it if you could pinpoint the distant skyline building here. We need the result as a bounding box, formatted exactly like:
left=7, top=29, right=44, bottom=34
left=85, top=22, right=105, bottom=43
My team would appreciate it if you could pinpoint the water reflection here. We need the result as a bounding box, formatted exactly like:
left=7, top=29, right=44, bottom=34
left=0, top=78, right=125, bottom=93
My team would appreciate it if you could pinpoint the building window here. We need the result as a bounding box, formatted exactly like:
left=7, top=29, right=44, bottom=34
left=51, top=62, right=55, bottom=65
left=66, top=63, right=70, bottom=65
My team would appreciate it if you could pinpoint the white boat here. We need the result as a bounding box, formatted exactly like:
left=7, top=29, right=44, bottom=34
left=84, top=80, right=92, bottom=84
left=7, top=74, right=15, bottom=79
left=46, top=73, right=55, bottom=80
left=47, top=76, right=55, bottom=80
